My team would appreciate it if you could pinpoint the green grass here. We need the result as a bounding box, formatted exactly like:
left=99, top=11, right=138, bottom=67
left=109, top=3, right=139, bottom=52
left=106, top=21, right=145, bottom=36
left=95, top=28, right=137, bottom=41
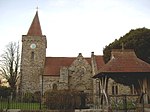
left=0, top=101, right=40, bottom=110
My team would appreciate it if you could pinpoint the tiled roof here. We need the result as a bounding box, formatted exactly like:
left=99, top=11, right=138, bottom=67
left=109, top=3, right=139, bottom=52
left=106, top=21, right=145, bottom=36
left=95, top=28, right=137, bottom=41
left=44, top=55, right=104, bottom=76
left=95, top=55, right=105, bottom=69
left=27, top=11, right=42, bottom=36
left=98, top=49, right=150, bottom=73
left=44, top=57, right=75, bottom=76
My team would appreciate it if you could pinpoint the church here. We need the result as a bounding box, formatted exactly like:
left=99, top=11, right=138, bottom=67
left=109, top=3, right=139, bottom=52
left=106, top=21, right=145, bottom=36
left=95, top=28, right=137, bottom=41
left=20, top=11, right=150, bottom=107
left=20, top=11, right=105, bottom=97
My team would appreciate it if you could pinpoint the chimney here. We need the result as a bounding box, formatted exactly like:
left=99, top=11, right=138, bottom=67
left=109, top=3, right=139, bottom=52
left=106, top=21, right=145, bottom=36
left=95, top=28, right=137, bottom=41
left=91, top=52, right=94, bottom=56
left=78, top=53, right=82, bottom=56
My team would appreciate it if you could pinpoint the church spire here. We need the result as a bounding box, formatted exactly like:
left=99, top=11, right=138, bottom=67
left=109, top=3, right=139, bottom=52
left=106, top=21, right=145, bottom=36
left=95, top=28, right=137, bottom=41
left=27, top=11, right=42, bottom=36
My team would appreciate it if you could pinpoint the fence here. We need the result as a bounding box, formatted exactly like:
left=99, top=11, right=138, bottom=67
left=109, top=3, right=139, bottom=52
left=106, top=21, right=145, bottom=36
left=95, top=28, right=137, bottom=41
left=0, top=95, right=41, bottom=110
left=0, top=92, right=144, bottom=111
left=109, top=94, right=140, bottom=111
left=0, top=91, right=90, bottom=111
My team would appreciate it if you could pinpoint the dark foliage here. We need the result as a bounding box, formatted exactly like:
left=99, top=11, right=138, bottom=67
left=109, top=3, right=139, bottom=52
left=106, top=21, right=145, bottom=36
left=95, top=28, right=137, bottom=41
left=103, top=28, right=150, bottom=93
left=34, top=91, right=41, bottom=103
left=0, top=86, right=11, bottom=98
left=44, top=90, right=87, bottom=110
left=103, top=28, right=150, bottom=64
left=22, top=91, right=41, bottom=103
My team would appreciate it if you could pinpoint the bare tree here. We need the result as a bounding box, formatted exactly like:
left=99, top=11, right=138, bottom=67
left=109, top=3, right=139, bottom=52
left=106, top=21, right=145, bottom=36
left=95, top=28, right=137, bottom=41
left=0, top=42, right=20, bottom=92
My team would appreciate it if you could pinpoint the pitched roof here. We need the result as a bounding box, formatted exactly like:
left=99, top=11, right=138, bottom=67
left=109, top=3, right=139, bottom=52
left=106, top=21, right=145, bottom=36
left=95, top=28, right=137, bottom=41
left=95, top=55, right=105, bottom=69
left=44, top=57, right=75, bottom=76
left=98, top=49, right=150, bottom=73
left=44, top=55, right=104, bottom=76
left=27, top=11, right=42, bottom=36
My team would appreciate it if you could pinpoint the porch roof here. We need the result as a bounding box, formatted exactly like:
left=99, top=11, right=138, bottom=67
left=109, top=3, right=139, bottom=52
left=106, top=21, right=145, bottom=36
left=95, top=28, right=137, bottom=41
left=93, top=49, right=150, bottom=78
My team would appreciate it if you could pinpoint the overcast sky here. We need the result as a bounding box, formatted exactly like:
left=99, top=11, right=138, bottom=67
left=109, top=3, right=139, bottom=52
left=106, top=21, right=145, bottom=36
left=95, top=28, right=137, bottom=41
left=0, top=0, right=150, bottom=57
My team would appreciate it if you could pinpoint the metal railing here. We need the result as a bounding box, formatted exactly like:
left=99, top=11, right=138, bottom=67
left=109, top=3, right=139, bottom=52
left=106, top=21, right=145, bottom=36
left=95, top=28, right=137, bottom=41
left=0, top=92, right=145, bottom=112
left=0, top=92, right=41, bottom=111
left=109, top=94, right=140, bottom=112
left=0, top=91, right=90, bottom=111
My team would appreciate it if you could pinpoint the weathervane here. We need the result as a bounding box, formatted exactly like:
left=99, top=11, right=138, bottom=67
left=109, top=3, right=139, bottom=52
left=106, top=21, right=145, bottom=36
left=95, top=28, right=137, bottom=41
left=36, top=6, right=39, bottom=11
left=36, top=0, right=39, bottom=11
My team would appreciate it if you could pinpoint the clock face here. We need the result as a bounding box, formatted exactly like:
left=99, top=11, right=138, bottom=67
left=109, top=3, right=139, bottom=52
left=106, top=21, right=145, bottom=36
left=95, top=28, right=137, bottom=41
left=30, top=43, right=36, bottom=49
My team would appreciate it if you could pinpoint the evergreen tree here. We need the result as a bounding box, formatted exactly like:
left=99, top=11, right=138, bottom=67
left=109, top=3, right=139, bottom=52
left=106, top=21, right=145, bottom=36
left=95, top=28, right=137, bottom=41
left=103, top=28, right=150, bottom=64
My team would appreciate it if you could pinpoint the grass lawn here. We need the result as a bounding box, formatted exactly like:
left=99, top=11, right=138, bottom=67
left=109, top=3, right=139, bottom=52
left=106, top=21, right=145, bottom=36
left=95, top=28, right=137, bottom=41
left=0, top=101, right=40, bottom=110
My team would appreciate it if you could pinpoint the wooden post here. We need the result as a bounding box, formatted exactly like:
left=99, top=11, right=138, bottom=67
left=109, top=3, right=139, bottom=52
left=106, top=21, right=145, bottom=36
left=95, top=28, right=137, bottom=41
left=99, top=75, right=109, bottom=110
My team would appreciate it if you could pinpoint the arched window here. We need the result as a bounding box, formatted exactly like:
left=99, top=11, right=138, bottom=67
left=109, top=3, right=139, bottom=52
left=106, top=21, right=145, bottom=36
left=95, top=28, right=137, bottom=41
left=112, top=83, right=118, bottom=95
left=53, top=83, right=57, bottom=90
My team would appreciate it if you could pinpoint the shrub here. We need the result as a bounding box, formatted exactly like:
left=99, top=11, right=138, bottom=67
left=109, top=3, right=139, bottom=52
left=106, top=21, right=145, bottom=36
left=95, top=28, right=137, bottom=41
left=44, top=90, right=87, bottom=109
left=0, top=86, right=11, bottom=98
left=22, top=91, right=34, bottom=103
left=34, top=91, right=41, bottom=103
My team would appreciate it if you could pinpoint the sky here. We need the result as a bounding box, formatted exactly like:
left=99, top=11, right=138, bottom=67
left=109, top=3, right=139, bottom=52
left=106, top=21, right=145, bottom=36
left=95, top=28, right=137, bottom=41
left=0, top=0, right=150, bottom=57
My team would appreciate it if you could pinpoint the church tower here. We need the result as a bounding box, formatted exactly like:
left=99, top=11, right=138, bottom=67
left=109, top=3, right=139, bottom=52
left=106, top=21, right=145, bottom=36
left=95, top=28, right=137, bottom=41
left=20, top=11, right=47, bottom=93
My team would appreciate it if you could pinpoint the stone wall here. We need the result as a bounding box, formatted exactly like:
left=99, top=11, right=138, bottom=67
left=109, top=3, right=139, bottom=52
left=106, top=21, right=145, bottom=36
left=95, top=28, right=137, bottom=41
left=21, top=35, right=46, bottom=93
left=59, top=67, right=69, bottom=90
left=43, top=76, right=60, bottom=92
left=43, top=53, right=94, bottom=95
left=68, top=53, right=93, bottom=93
left=21, top=67, right=41, bottom=92
left=107, top=78, right=131, bottom=95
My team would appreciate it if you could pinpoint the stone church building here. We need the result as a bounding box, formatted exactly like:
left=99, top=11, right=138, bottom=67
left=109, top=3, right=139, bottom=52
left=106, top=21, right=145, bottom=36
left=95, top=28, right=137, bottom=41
left=20, top=11, right=105, bottom=97
left=20, top=11, right=150, bottom=98
left=20, top=11, right=150, bottom=107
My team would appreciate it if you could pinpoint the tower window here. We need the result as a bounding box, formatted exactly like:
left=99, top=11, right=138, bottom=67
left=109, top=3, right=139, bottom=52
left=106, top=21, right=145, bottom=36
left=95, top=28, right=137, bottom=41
left=31, top=51, right=34, bottom=61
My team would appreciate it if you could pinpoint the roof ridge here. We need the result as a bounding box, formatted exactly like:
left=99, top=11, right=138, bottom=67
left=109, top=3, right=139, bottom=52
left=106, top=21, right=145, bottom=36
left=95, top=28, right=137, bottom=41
left=45, top=56, right=95, bottom=58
